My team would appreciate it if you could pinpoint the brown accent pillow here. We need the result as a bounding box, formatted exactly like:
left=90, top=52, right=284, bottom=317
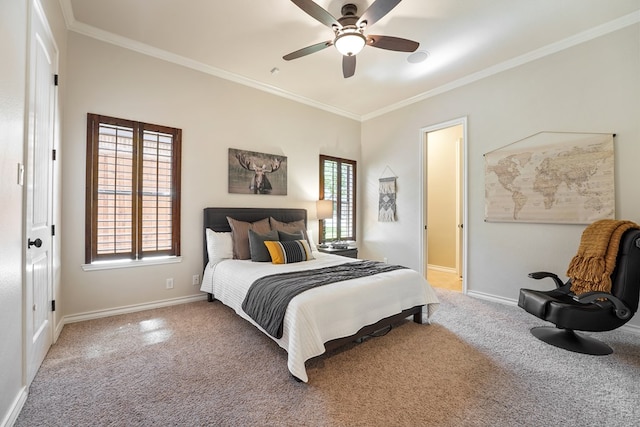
left=270, top=217, right=309, bottom=244
left=226, top=217, right=271, bottom=260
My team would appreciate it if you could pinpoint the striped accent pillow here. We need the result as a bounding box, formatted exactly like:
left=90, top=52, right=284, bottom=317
left=263, top=240, right=313, bottom=264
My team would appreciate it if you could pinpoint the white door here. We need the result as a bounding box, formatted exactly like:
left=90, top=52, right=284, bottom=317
left=455, top=137, right=463, bottom=278
left=25, top=0, right=57, bottom=385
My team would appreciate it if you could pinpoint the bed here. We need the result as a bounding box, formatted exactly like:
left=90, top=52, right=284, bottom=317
left=200, top=207, right=439, bottom=382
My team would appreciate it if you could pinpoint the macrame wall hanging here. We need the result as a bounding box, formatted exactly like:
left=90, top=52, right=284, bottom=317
left=378, top=166, right=398, bottom=222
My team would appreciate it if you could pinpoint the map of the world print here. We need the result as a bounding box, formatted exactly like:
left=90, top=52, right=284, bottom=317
left=484, top=132, right=614, bottom=224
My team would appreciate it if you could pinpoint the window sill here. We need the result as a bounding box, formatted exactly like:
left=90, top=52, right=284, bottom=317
left=81, top=256, right=182, bottom=272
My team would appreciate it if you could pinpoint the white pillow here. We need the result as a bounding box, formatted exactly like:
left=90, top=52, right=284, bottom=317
left=306, top=229, right=318, bottom=252
left=205, top=229, right=233, bottom=262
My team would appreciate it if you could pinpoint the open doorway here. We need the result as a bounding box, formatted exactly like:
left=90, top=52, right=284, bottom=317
left=420, top=118, right=467, bottom=292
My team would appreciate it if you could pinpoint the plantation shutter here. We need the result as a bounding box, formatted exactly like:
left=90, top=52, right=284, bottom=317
left=86, top=114, right=181, bottom=264
left=319, top=155, right=357, bottom=242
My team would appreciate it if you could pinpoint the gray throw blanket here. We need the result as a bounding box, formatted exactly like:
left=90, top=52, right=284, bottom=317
left=241, top=260, right=407, bottom=339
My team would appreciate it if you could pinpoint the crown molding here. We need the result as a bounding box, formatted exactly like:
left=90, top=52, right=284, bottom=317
left=58, top=0, right=361, bottom=121
left=362, top=10, right=640, bottom=121
left=58, top=0, right=75, bottom=28
left=59, top=0, right=639, bottom=123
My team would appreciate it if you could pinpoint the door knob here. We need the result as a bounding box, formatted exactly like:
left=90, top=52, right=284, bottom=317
left=28, top=238, right=42, bottom=248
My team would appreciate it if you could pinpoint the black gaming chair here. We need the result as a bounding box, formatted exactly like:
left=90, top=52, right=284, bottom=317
left=518, top=229, right=640, bottom=355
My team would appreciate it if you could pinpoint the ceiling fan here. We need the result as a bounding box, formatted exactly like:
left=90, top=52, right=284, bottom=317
left=283, top=0, right=419, bottom=78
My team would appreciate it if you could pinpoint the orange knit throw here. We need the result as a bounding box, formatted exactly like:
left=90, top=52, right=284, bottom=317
left=567, top=219, right=640, bottom=295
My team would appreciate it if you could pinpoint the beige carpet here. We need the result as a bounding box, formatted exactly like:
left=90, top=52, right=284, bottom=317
left=16, top=289, right=640, bottom=426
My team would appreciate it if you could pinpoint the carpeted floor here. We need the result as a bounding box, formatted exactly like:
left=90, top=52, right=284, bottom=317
left=15, top=289, right=640, bottom=426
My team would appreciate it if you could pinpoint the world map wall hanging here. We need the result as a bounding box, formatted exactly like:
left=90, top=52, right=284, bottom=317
left=484, top=132, right=615, bottom=224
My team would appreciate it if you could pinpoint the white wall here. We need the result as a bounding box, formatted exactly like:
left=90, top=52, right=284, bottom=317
left=361, top=24, right=640, bottom=328
left=61, top=33, right=361, bottom=318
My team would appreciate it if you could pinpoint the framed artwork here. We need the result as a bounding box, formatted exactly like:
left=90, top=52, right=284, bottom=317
left=228, top=148, right=287, bottom=195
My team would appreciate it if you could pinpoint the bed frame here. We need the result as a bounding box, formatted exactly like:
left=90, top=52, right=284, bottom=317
left=202, top=207, right=423, bottom=357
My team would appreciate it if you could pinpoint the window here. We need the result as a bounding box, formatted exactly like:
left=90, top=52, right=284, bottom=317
left=319, top=155, right=356, bottom=242
left=85, top=113, right=182, bottom=264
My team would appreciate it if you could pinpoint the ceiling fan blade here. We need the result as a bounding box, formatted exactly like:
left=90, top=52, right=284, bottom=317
left=283, top=41, right=333, bottom=61
left=357, top=0, right=402, bottom=27
left=290, top=0, right=341, bottom=29
left=367, top=35, right=419, bottom=52
left=342, top=55, right=356, bottom=78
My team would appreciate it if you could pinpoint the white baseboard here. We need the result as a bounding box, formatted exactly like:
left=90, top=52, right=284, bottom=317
left=619, top=322, right=640, bottom=335
left=427, top=264, right=457, bottom=274
left=1, top=386, right=27, bottom=427
left=467, top=290, right=518, bottom=306
left=54, top=318, right=64, bottom=343
left=467, top=290, right=640, bottom=336
left=63, top=294, right=208, bottom=325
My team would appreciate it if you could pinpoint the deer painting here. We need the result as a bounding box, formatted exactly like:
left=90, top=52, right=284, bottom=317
left=234, top=151, right=284, bottom=194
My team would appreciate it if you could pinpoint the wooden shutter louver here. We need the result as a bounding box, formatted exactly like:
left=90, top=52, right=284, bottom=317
left=340, top=162, right=354, bottom=239
left=141, top=129, right=175, bottom=255
left=96, top=121, right=135, bottom=258
left=322, top=159, right=338, bottom=241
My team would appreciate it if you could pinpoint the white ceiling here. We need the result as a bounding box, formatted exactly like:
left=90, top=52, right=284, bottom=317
left=62, top=0, right=640, bottom=120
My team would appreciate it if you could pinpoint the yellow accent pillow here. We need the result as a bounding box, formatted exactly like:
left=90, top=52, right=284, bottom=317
left=264, top=240, right=313, bottom=264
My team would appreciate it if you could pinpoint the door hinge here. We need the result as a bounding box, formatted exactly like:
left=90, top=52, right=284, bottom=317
left=52, top=149, right=57, bottom=161
left=51, top=300, right=56, bottom=312
left=51, top=224, right=56, bottom=236
left=54, top=74, right=59, bottom=86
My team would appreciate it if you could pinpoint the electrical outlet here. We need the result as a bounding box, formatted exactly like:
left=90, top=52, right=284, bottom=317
left=383, top=257, right=388, bottom=263
left=192, top=274, right=200, bottom=286
left=166, top=278, right=174, bottom=289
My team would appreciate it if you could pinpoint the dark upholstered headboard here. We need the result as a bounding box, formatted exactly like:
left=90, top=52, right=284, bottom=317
left=203, top=207, right=307, bottom=266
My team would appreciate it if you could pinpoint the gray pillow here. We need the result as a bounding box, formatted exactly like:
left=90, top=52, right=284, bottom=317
left=270, top=217, right=310, bottom=245
left=248, top=229, right=279, bottom=262
left=278, top=230, right=305, bottom=241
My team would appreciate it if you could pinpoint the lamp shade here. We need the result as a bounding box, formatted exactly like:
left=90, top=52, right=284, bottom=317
left=334, top=31, right=366, bottom=56
left=316, top=200, right=333, bottom=220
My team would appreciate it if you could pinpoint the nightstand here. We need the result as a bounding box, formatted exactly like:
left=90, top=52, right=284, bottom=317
left=317, top=246, right=358, bottom=259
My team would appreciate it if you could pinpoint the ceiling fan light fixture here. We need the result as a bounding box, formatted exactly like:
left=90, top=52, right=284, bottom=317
left=285, top=0, right=421, bottom=78
left=334, top=30, right=366, bottom=56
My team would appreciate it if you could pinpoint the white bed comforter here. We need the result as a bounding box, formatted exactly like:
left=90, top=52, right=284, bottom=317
left=200, top=252, right=439, bottom=382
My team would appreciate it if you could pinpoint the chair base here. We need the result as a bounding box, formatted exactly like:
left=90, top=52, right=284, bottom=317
left=530, top=327, right=613, bottom=355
